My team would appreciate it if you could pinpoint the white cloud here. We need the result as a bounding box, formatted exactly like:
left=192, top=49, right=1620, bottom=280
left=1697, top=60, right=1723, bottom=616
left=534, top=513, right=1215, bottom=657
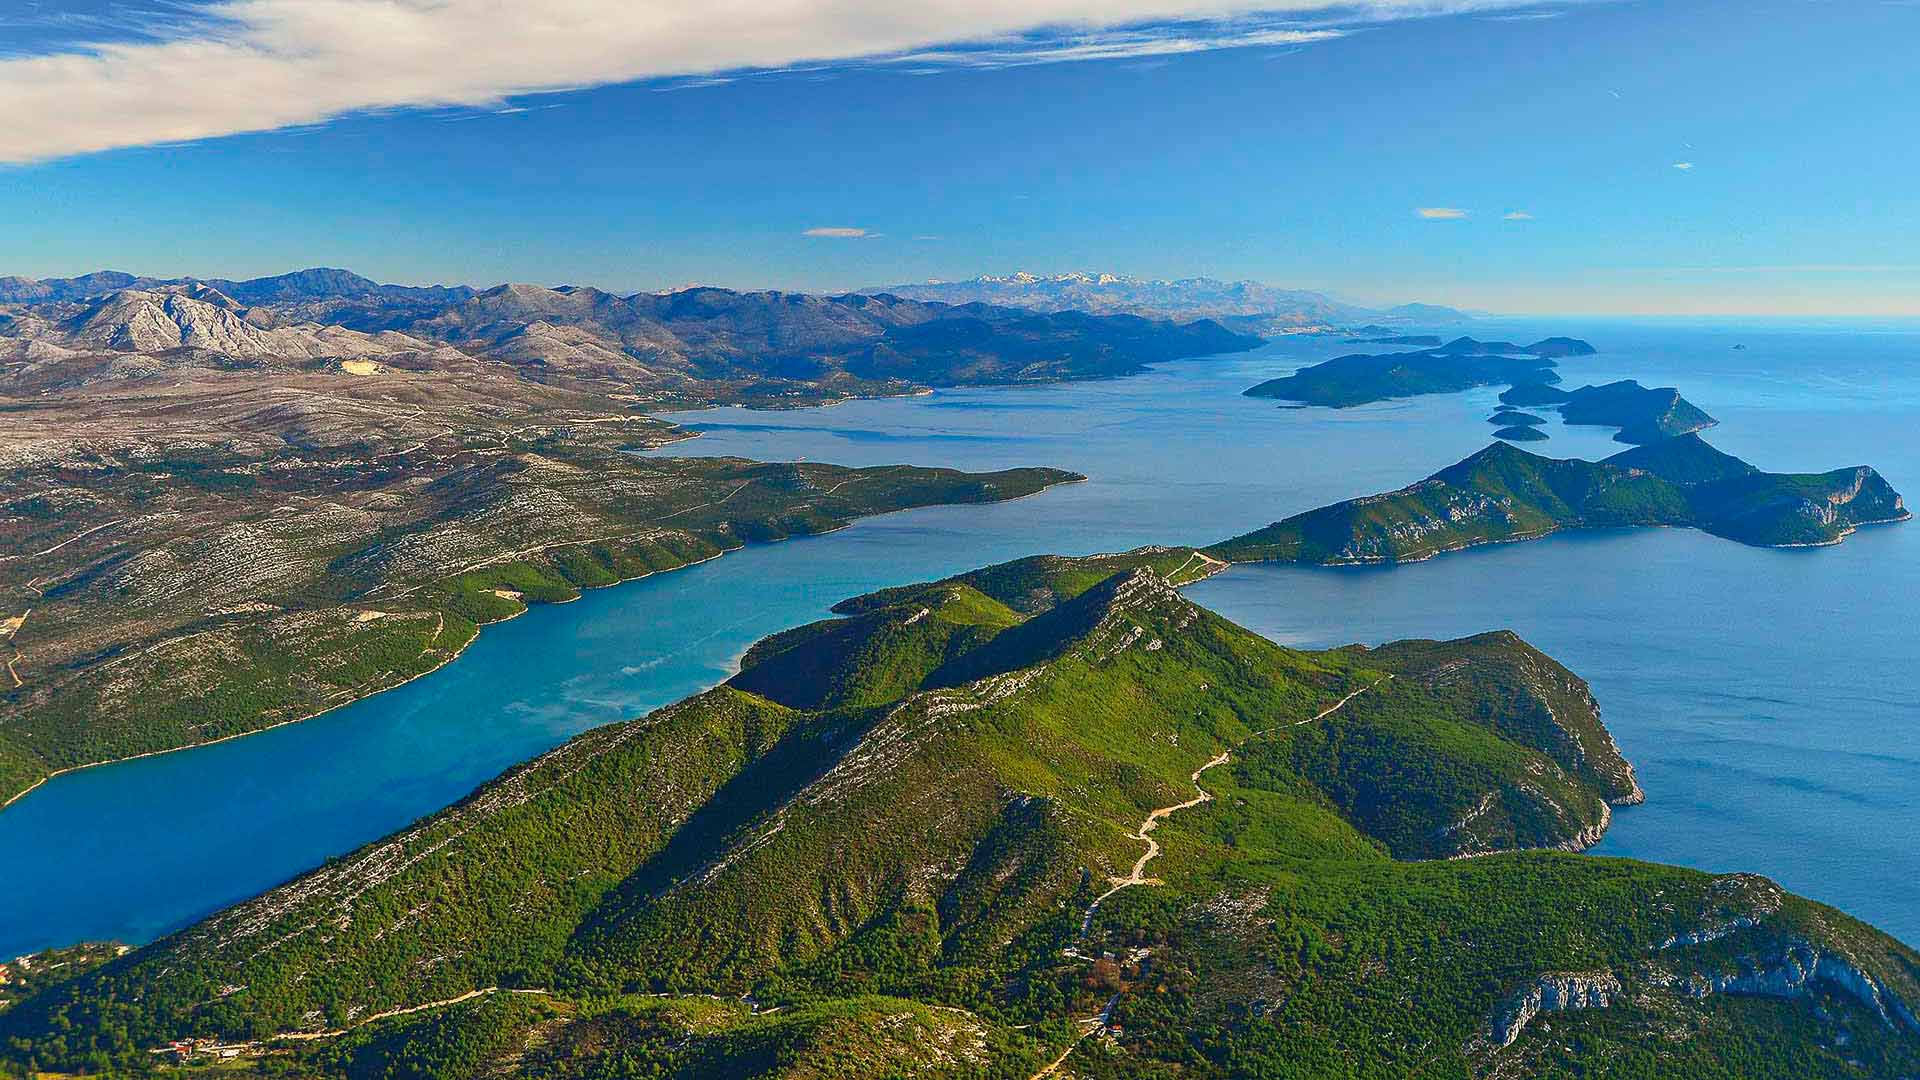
left=1416, top=206, right=1469, bottom=219
left=0, top=1, right=1596, bottom=164
left=1503, top=210, right=1534, bottom=220
left=886, top=27, right=1343, bottom=69
left=803, top=227, right=871, bottom=238
left=1672, top=161, right=1695, bottom=170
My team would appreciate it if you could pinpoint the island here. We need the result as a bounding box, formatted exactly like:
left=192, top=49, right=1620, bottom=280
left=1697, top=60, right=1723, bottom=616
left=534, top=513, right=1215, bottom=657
left=1209, top=435, right=1909, bottom=564
left=1500, top=380, right=1578, bottom=406
left=1244, top=336, right=1594, bottom=407
left=1493, top=425, right=1551, bottom=441
left=1552, top=379, right=1719, bottom=443
left=1489, top=409, right=1548, bottom=426
left=5, top=550, right=1915, bottom=1078
left=1524, top=335, right=1600, bottom=358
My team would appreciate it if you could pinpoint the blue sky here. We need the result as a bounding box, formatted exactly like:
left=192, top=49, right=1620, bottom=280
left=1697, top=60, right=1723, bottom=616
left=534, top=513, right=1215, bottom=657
left=1, top=0, right=1916, bottom=315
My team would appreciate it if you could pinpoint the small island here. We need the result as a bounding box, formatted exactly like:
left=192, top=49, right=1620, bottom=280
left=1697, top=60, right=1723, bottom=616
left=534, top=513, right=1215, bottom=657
left=1493, top=425, right=1550, bottom=441
left=1209, top=434, right=1909, bottom=564
left=1524, top=336, right=1600, bottom=358
left=1499, top=381, right=1576, bottom=407
left=1503, top=379, right=1718, bottom=444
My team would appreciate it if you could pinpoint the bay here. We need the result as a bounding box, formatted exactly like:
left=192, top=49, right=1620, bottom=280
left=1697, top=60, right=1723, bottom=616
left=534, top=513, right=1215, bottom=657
left=4, top=319, right=1914, bottom=954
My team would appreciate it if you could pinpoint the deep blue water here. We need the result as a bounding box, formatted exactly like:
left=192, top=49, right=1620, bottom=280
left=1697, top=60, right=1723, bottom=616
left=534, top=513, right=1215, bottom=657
left=4, top=320, right=1916, bottom=955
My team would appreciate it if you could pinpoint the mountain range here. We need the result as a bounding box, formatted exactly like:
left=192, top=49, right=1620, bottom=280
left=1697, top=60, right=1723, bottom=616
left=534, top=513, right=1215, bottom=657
left=879, top=271, right=1474, bottom=330
left=0, top=268, right=1262, bottom=403
left=0, top=267, right=473, bottom=307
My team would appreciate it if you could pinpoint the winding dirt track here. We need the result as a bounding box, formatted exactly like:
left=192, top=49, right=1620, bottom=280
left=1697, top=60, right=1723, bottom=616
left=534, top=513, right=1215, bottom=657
left=1031, top=674, right=1391, bottom=1080
left=1079, top=751, right=1230, bottom=935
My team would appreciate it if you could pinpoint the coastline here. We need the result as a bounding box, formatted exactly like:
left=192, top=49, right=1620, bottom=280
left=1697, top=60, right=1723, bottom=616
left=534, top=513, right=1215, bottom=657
left=0, top=618, right=489, bottom=813
left=1232, top=508, right=1910, bottom=570
left=0, top=474, right=1086, bottom=816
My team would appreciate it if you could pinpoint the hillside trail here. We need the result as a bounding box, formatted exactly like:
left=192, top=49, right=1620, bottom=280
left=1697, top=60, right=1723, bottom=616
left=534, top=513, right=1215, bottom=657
left=1078, top=751, right=1230, bottom=935
left=1031, top=674, right=1390, bottom=1079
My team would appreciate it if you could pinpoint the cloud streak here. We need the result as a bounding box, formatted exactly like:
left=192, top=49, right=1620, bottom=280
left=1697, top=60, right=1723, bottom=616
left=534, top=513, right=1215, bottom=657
left=1416, top=206, right=1469, bottom=219
left=803, top=226, right=871, bottom=238
left=0, top=1, right=1592, bottom=163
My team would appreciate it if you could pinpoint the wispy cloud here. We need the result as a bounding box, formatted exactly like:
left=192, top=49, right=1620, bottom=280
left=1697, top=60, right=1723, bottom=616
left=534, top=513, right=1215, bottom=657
left=1503, top=210, right=1534, bottom=220
left=885, top=26, right=1343, bottom=69
left=1672, top=161, right=1695, bottom=170
left=1653, top=264, right=1920, bottom=275
left=803, top=227, right=871, bottom=239
left=0, top=1, right=1598, bottom=164
left=1417, top=207, right=1469, bottom=219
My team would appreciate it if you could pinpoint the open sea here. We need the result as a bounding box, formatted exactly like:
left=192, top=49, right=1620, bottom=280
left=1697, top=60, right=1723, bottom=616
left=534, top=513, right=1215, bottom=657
left=4, top=318, right=1916, bottom=956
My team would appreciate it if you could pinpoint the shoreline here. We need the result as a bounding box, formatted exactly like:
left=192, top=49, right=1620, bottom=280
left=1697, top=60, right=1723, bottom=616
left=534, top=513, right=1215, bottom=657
left=0, top=617, right=488, bottom=814
left=0, top=475, right=1085, bottom=817
left=1227, top=509, right=1911, bottom=570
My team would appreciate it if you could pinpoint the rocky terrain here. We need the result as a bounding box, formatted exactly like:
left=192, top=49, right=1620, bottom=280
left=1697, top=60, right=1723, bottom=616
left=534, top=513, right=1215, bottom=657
left=3, top=551, right=1913, bottom=1078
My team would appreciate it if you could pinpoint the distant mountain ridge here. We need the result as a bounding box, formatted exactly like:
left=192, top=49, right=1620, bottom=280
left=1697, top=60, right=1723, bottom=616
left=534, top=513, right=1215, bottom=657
left=0, top=266, right=475, bottom=306
left=3, top=266, right=1475, bottom=336
left=878, top=271, right=1473, bottom=328
left=0, top=267, right=1262, bottom=404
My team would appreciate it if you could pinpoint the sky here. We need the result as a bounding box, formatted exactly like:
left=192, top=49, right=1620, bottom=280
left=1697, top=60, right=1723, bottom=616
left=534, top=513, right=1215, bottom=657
left=1, top=0, right=1916, bottom=316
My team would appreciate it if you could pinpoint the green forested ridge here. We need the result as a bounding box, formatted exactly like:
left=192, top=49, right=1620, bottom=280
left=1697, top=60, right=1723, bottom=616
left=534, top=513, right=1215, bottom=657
left=0, top=944, right=125, bottom=1017
left=4, top=551, right=1915, bottom=1079
left=1209, top=435, right=1909, bottom=564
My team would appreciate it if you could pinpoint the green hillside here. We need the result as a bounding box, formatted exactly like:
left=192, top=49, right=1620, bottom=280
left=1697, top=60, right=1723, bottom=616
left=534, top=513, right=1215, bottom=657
left=1210, top=436, right=1909, bottom=564
left=4, top=552, right=1915, bottom=1078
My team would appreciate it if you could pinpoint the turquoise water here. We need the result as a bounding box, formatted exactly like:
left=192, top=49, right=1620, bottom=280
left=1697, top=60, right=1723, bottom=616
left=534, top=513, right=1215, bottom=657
left=4, top=321, right=1916, bottom=955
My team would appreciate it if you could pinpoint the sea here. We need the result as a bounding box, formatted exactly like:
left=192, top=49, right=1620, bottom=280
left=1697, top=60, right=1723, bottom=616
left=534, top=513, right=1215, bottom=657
left=3, top=318, right=1915, bottom=956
